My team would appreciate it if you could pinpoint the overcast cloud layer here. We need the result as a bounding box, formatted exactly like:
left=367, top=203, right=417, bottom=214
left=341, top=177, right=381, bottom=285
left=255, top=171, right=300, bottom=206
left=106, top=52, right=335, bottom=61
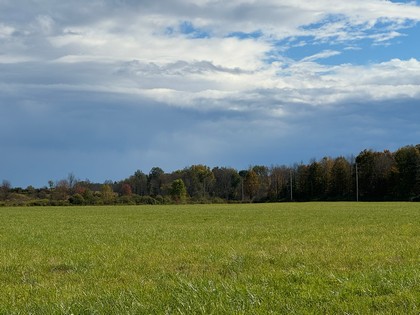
left=1, top=0, right=420, bottom=187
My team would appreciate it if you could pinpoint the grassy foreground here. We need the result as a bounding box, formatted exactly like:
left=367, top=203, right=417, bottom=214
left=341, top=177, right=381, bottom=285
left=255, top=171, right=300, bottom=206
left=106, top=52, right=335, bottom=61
left=0, top=203, right=419, bottom=314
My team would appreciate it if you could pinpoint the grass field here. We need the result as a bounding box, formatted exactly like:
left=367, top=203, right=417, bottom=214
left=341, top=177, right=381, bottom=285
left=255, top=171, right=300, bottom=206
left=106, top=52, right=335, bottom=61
left=0, top=203, right=419, bottom=314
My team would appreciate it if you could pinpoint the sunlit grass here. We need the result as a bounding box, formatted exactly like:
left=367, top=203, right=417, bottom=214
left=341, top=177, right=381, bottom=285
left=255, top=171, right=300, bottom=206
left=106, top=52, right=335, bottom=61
left=0, top=203, right=419, bottom=313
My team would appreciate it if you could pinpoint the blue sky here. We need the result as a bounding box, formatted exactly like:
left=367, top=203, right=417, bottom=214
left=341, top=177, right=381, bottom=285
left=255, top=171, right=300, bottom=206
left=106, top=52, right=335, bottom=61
left=1, top=0, right=420, bottom=188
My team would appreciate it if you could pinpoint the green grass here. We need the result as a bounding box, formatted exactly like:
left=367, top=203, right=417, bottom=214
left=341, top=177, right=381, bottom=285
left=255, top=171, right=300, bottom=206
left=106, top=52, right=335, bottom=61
left=0, top=203, right=419, bottom=314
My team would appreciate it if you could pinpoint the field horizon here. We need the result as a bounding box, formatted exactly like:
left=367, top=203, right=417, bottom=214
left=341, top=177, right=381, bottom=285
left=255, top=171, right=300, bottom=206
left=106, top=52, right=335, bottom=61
left=0, top=202, right=419, bottom=314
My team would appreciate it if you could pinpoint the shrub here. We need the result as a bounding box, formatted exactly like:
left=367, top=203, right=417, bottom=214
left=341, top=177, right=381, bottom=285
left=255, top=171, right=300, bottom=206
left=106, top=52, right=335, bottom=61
left=411, top=195, right=420, bottom=202
left=136, top=196, right=158, bottom=205
left=117, top=195, right=136, bottom=205
left=48, top=200, right=70, bottom=206
left=69, top=194, right=85, bottom=205
left=27, top=199, right=50, bottom=206
left=211, top=197, right=226, bottom=204
left=190, top=196, right=209, bottom=204
left=82, top=189, right=99, bottom=205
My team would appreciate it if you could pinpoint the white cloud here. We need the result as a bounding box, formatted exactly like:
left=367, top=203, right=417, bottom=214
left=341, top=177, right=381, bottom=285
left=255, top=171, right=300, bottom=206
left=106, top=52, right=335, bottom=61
left=0, top=55, right=36, bottom=63
left=35, top=15, right=55, bottom=35
left=4, top=1, right=420, bottom=58
left=0, top=23, right=14, bottom=38
left=1, top=1, right=420, bottom=115
left=301, top=50, right=341, bottom=62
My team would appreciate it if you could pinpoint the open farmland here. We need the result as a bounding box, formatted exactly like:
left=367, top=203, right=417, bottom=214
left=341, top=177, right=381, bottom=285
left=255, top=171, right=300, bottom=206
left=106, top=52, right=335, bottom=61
left=0, top=203, right=419, bottom=314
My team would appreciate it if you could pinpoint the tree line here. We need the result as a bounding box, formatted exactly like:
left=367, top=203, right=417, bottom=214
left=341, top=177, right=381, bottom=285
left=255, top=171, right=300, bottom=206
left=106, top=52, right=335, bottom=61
left=1, top=144, right=420, bottom=206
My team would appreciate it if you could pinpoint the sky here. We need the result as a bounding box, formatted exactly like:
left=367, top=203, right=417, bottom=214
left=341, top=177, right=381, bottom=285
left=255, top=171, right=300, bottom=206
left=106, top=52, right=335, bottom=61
left=1, top=0, right=420, bottom=188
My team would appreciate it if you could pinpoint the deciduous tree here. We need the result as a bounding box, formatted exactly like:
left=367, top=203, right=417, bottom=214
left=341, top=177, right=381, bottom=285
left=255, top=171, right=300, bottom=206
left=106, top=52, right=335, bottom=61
left=212, top=167, right=241, bottom=200
left=121, top=183, right=132, bottom=196
left=148, top=167, right=164, bottom=196
left=170, top=179, right=187, bottom=204
left=0, top=180, right=11, bottom=201
left=330, top=157, right=351, bottom=199
left=101, top=184, right=115, bottom=205
left=394, top=146, right=420, bottom=199
left=244, top=169, right=259, bottom=201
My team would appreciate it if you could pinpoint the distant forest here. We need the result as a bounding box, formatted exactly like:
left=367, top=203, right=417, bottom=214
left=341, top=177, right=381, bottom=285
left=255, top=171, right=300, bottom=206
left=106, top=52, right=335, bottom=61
left=1, top=144, right=420, bottom=206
